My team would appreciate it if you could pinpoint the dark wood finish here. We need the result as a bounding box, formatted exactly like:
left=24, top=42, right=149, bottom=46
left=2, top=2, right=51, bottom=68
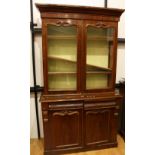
left=33, top=27, right=125, bottom=43
left=41, top=98, right=121, bottom=155
left=85, top=108, right=111, bottom=146
left=36, top=4, right=123, bottom=17
left=50, top=110, right=81, bottom=148
left=36, top=4, right=124, bottom=155
left=117, top=81, right=125, bottom=140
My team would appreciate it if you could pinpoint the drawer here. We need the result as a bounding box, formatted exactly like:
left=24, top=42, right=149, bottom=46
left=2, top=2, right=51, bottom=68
left=42, top=101, right=83, bottom=111
left=84, top=101, right=118, bottom=110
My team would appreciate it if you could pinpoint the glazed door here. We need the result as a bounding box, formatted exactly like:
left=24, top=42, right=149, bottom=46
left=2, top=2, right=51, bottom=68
left=83, top=20, right=117, bottom=91
left=42, top=19, right=82, bottom=93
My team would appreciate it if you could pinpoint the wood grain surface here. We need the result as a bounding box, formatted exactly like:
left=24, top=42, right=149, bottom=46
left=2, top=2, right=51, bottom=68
left=30, top=135, right=125, bottom=155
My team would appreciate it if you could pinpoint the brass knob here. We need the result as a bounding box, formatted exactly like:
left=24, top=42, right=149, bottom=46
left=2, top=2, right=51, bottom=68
left=49, top=105, right=52, bottom=108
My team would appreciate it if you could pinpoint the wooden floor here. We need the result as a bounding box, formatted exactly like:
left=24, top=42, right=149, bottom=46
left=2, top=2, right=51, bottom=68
left=30, top=135, right=125, bottom=155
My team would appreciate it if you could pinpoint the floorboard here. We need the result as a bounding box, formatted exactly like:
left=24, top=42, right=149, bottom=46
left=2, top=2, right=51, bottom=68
left=30, top=135, right=125, bottom=155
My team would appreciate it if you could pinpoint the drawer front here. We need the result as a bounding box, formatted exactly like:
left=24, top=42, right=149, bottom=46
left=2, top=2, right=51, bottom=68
left=84, top=101, right=117, bottom=110
left=42, top=101, right=83, bottom=110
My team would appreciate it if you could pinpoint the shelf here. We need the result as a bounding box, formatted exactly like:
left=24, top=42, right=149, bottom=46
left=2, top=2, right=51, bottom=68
left=48, top=72, right=76, bottom=75
left=48, top=56, right=76, bottom=63
left=47, top=35, right=112, bottom=41
left=86, top=71, right=112, bottom=74
left=48, top=56, right=112, bottom=72
left=48, top=88, right=76, bottom=91
left=48, top=35, right=76, bottom=40
left=87, top=36, right=113, bottom=41
left=48, top=71, right=111, bottom=75
left=86, top=64, right=112, bottom=72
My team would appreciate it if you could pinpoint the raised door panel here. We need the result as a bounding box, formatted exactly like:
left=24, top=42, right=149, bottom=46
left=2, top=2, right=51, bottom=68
left=85, top=109, right=111, bottom=146
left=44, top=108, right=83, bottom=150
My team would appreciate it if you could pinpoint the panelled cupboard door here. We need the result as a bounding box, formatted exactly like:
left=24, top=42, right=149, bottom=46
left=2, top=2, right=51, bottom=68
left=83, top=20, right=118, bottom=91
left=44, top=108, right=83, bottom=150
left=42, top=19, right=82, bottom=93
left=84, top=107, right=118, bottom=146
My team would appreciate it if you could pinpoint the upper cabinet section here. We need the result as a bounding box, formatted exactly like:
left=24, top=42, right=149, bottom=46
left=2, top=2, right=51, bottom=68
left=36, top=4, right=124, bottom=94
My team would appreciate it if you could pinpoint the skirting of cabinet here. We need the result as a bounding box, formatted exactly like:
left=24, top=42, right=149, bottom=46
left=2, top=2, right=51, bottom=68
left=44, top=142, right=117, bottom=155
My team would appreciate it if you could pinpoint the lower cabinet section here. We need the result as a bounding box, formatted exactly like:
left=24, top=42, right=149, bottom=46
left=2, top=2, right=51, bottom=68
left=42, top=100, right=119, bottom=155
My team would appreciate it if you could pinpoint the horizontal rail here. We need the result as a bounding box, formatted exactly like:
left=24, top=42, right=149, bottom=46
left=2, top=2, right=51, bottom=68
left=33, top=28, right=125, bottom=43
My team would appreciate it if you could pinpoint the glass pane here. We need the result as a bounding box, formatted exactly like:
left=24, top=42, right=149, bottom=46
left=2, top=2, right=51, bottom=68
left=48, top=75, right=76, bottom=91
left=86, top=74, right=109, bottom=89
left=47, top=25, right=77, bottom=91
left=86, top=26, right=114, bottom=89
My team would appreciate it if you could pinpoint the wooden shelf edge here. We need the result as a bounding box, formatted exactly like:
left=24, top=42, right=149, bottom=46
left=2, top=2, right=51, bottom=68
left=48, top=88, right=76, bottom=91
left=48, top=55, right=77, bottom=63
left=86, top=71, right=112, bottom=74
left=48, top=71, right=112, bottom=75
left=86, top=63, right=112, bottom=71
left=48, top=56, right=112, bottom=71
left=48, top=72, right=76, bottom=75
left=48, top=35, right=76, bottom=40
left=48, top=35, right=113, bottom=41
